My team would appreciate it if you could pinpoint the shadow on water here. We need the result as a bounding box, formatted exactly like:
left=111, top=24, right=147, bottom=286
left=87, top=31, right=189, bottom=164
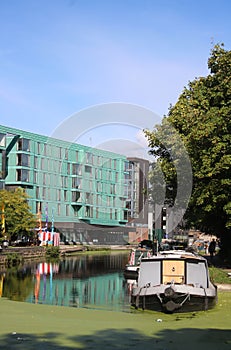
left=0, top=328, right=230, bottom=350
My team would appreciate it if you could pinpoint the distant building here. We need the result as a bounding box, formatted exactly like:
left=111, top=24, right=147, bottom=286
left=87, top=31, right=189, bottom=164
left=0, top=124, right=136, bottom=244
left=0, top=126, right=133, bottom=244
left=126, top=157, right=149, bottom=243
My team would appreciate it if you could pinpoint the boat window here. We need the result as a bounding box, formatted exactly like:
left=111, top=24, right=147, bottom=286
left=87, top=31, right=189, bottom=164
left=138, top=261, right=161, bottom=287
left=186, top=261, right=208, bottom=288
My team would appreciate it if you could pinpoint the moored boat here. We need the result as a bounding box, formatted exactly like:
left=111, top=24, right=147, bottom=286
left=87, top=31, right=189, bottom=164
left=131, top=250, right=217, bottom=313
left=124, top=248, right=152, bottom=279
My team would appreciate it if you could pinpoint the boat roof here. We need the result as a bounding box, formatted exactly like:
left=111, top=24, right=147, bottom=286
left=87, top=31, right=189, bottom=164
left=142, top=250, right=206, bottom=262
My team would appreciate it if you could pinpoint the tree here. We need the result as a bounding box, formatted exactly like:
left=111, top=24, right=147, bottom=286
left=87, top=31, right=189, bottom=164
left=145, top=44, right=231, bottom=259
left=0, top=188, right=37, bottom=243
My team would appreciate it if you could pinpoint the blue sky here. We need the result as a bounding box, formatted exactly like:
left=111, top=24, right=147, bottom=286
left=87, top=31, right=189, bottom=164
left=0, top=0, right=231, bottom=153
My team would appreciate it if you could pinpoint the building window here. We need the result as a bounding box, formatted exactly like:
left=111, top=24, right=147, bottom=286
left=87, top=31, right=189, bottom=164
left=36, top=186, right=40, bottom=198
left=72, top=163, right=82, bottom=175
left=86, top=192, right=91, bottom=204
left=57, top=189, right=61, bottom=201
left=62, top=176, right=68, bottom=188
left=85, top=165, right=91, bottom=174
left=0, top=133, right=6, bottom=147
left=72, top=177, right=78, bottom=188
left=18, top=138, right=30, bottom=152
left=98, top=156, right=102, bottom=165
left=72, top=190, right=81, bottom=202
left=97, top=182, right=102, bottom=192
left=86, top=152, right=92, bottom=164
left=67, top=163, right=70, bottom=175
left=59, top=147, right=62, bottom=158
left=46, top=173, right=50, bottom=186
left=41, top=158, right=45, bottom=170
left=34, top=156, right=38, bottom=168
left=36, top=201, right=39, bottom=214
left=44, top=143, right=47, bottom=156
left=57, top=203, right=61, bottom=216
left=43, top=173, right=46, bottom=185
left=86, top=206, right=90, bottom=217
left=17, top=154, right=29, bottom=167
left=16, top=169, right=29, bottom=182
left=124, top=161, right=130, bottom=172
left=110, top=184, right=115, bottom=194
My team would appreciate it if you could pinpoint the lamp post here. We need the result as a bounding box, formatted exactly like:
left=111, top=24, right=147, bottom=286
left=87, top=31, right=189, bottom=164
left=148, top=196, right=154, bottom=241
left=51, top=207, right=54, bottom=234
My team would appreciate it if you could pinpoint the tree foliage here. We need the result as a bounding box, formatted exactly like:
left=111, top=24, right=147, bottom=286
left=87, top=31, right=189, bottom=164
left=0, top=188, right=37, bottom=242
left=145, top=44, right=231, bottom=248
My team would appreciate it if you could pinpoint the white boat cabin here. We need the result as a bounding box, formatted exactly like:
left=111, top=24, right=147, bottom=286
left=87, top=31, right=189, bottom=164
left=138, top=251, right=210, bottom=289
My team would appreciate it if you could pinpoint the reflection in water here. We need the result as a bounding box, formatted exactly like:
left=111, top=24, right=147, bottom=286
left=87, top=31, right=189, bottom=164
left=2, top=253, right=134, bottom=312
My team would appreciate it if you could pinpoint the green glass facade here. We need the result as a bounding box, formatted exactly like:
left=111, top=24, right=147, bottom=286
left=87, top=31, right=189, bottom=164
left=0, top=124, right=133, bottom=243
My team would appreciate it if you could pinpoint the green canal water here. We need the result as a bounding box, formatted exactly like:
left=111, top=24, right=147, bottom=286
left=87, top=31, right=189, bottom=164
left=0, top=251, right=231, bottom=349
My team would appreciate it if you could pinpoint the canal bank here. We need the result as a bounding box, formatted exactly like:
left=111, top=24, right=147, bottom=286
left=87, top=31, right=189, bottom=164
left=0, top=292, right=231, bottom=350
left=0, top=245, right=130, bottom=264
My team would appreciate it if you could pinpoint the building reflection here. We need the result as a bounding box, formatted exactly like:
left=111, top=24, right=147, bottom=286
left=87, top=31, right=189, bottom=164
left=30, top=253, right=130, bottom=311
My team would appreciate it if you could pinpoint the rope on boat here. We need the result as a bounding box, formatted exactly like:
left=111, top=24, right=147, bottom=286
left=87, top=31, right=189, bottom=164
left=157, top=293, right=163, bottom=303
left=135, top=288, right=141, bottom=309
left=142, top=284, right=149, bottom=310
left=135, top=284, right=150, bottom=310
left=203, top=288, right=208, bottom=310
left=179, top=293, right=190, bottom=306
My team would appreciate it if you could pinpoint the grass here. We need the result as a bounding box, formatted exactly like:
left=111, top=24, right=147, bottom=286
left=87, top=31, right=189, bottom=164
left=209, top=266, right=231, bottom=284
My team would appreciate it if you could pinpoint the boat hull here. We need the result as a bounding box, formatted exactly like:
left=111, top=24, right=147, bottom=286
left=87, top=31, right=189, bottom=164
left=131, top=283, right=217, bottom=313
left=124, top=266, right=139, bottom=279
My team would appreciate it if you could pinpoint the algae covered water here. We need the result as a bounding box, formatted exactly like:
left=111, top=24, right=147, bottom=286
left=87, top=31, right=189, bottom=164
left=0, top=292, right=230, bottom=350
left=1, top=252, right=231, bottom=349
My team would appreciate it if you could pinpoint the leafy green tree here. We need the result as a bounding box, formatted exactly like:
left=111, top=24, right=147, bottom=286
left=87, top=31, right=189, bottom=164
left=145, top=44, right=231, bottom=259
left=0, top=188, right=37, bottom=242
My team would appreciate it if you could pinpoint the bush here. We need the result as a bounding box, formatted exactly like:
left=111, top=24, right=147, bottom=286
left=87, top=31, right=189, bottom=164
left=45, top=246, right=60, bottom=260
left=6, top=253, right=23, bottom=267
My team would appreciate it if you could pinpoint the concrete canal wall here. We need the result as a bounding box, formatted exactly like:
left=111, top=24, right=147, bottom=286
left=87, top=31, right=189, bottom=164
left=0, top=247, right=46, bottom=265
left=0, top=244, right=129, bottom=265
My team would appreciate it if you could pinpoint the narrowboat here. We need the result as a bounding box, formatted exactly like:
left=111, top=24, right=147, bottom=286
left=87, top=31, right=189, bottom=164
left=124, top=248, right=152, bottom=279
left=131, top=250, right=217, bottom=313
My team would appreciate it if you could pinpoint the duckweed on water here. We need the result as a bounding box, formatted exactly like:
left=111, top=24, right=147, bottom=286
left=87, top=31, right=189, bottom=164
left=0, top=291, right=230, bottom=350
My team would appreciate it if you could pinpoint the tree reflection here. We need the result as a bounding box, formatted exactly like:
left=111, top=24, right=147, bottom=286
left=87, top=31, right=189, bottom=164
left=2, top=268, right=34, bottom=301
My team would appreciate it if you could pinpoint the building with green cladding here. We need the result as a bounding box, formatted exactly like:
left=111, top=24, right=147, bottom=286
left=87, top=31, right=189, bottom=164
left=0, top=124, right=137, bottom=244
